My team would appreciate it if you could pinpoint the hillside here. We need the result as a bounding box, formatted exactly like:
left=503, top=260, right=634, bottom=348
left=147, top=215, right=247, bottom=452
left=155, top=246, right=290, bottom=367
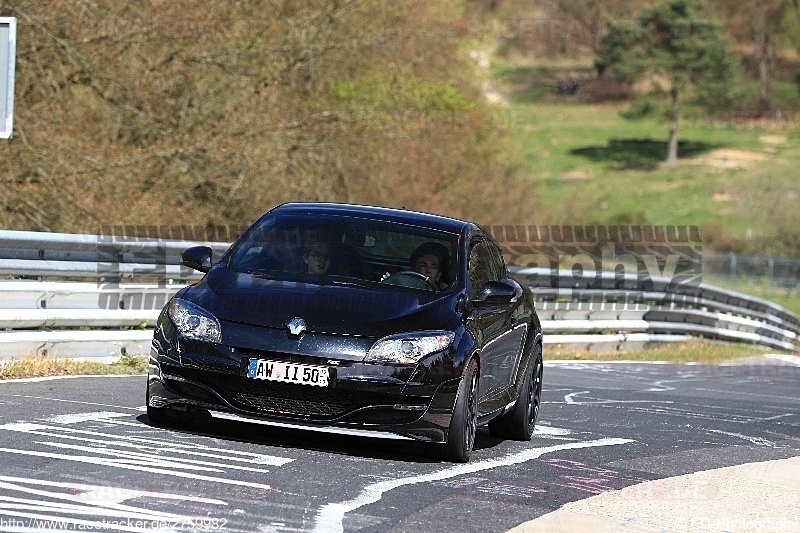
left=0, top=0, right=534, bottom=233
left=486, top=0, right=800, bottom=257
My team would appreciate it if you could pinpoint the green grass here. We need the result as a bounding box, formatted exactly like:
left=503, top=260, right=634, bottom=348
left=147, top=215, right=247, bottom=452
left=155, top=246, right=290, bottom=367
left=498, top=67, right=800, bottom=250
left=507, top=101, right=797, bottom=223
left=0, top=354, right=147, bottom=380
left=545, top=340, right=781, bottom=362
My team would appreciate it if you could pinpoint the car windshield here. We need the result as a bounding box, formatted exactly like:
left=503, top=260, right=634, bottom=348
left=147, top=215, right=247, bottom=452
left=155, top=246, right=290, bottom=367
left=227, top=213, right=460, bottom=291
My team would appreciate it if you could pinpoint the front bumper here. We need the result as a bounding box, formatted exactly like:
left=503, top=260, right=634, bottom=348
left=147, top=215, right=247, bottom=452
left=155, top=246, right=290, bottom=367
left=147, top=319, right=463, bottom=443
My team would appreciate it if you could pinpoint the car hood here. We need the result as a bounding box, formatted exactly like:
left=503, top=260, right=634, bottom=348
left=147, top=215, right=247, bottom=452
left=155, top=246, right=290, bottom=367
left=182, top=266, right=459, bottom=339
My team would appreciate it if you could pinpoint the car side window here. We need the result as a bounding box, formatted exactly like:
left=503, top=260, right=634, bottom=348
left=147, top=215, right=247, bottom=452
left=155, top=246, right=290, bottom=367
left=468, top=240, right=496, bottom=296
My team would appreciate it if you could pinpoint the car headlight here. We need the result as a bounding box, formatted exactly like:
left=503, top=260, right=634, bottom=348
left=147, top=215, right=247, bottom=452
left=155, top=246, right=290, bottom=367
left=365, top=331, right=455, bottom=364
left=167, top=298, right=222, bottom=344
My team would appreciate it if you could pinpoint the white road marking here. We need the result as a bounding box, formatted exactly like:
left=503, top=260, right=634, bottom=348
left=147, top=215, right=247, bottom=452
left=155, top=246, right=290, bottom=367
left=8, top=394, right=143, bottom=411
left=532, top=425, right=577, bottom=440
left=313, top=437, right=634, bottom=533
left=4, top=423, right=284, bottom=466
left=534, top=425, right=572, bottom=436
left=45, top=412, right=131, bottom=424
left=706, top=429, right=777, bottom=447
left=695, top=387, right=800, bottom=402
left=0, top=419, right=293, bottom=464
left=765, top=354, right=800, bottom=366
left=564, top=391, right=590, bottom=404
left=96, top=418, right=150, bottom=427
left=615, top=405, right=796, bottom=425
left=0, top=374, right=142, bottom=385
left=0, top=476, right=226, bottom=533
left=0, top=417, right=292, bottom=491
left=760, top=413, right=794, bottom=421
left=643, top=380, right=677, bottom=392
left=0, top=475, right=226, bottom=505
left=564, top=391, right=673, bottom=405
left=37, top=441, right=275, bottom=474
left=0, top=447, right=276, bottom=491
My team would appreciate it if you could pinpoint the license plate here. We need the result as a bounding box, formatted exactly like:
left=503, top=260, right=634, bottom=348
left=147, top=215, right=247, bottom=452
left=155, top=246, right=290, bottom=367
left=246, top=359, right=330, bottom=387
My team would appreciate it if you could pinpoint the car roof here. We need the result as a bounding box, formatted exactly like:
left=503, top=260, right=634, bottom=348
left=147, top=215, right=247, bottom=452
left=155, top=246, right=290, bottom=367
left=269, top=203, right=473, bottom=233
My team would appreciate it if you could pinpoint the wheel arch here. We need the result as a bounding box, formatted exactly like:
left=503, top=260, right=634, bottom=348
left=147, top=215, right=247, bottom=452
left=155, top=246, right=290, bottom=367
left=513, top=322, right=542, bottom=393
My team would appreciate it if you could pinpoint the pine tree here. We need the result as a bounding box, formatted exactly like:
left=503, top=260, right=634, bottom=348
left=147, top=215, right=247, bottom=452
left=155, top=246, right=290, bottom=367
left=596, top=0, right=734, bottom=163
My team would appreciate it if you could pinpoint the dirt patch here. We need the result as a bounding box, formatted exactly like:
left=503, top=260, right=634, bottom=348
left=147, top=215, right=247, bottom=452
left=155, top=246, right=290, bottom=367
left=697, top=149, right=769, bottom=169
left=562, top=169, right=593, bottom=180
left=482, top=81, right=509, bottom=107
left=760, top=135, right=788, bottom=146
left=713, top=191, right=732, bottom=202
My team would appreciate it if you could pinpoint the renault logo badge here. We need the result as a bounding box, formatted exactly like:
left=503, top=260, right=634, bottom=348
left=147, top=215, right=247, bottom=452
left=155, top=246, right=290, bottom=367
left=287, top=317, right=307, bottom=336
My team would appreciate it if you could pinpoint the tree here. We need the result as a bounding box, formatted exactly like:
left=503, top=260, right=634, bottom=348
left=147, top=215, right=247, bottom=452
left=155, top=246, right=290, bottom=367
left=547, top=0, right=642, bottom=55
left=709, top=0, right=799, bottom=114
left=596, top=0, right=734, bottom=164
left=0, top=0, right=535, bottom=232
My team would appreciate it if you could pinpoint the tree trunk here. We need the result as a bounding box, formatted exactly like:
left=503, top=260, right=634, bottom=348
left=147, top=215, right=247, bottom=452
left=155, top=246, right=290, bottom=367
left=666, top=90, right=679, bottom=164
left=757, top=30, right=774, bottom=115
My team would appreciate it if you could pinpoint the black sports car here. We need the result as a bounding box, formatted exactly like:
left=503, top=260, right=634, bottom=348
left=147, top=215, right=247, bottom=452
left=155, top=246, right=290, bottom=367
left=147, top=203, right=542, bottom=462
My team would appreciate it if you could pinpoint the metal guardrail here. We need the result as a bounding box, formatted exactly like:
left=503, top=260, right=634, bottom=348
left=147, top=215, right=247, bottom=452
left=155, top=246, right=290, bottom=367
left=0, top=229, right=228, bottom=279
left=0, top=280, right=176, bottom=360
left=0, top=229, right=226, bottom=360
left=511, top=267, right=800, bottom=352
left=0, top=231, right=798, bottom=361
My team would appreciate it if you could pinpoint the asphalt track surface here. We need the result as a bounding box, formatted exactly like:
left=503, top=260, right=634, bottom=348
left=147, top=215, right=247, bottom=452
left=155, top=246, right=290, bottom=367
left=0, top=359, right=798, bottom=532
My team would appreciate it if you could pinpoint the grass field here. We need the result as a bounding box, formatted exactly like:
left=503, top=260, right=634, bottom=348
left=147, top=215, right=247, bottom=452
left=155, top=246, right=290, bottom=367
left=496, top=63, right=800, bottom=256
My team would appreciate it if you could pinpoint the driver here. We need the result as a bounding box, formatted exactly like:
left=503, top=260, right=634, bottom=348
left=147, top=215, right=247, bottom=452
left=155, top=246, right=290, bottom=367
left=409, top=242, right=448, bottom=290
left=382, top=242, right=450, bottom=291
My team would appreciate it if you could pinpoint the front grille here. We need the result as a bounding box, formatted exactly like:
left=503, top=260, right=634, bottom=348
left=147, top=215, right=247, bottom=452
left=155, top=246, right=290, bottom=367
left=226, top=379, right=399, bottom=418
left=230, top=380, right=352, bottom=417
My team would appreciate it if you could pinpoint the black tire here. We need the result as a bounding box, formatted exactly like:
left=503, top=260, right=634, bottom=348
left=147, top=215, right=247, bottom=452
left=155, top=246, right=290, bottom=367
left=488, top=345, right=542, bottom=440
left=444, top=359, right=479, bottom=463
left=147, top=404, right=172, bottom=426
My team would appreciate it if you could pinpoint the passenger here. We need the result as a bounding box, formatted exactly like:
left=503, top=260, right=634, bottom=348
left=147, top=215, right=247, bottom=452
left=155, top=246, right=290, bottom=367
left=303, top=242, right=332, bottom=275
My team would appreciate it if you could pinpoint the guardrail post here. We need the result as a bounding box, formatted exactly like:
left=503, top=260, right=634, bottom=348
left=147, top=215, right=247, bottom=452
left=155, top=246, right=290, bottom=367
left=767, top=255, right=775, bottom=291
left=728, top=251, right=737, bottom=285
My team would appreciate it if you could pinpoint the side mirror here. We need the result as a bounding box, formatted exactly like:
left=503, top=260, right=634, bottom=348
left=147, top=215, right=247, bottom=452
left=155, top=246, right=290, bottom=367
left=472, top=280, right=515, bottom=307
left=182, top=246, right=212, bottom=273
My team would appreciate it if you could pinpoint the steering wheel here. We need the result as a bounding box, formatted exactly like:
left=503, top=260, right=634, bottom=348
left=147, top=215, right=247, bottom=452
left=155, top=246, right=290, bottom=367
left=381, top=270, right=438, bottom=291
